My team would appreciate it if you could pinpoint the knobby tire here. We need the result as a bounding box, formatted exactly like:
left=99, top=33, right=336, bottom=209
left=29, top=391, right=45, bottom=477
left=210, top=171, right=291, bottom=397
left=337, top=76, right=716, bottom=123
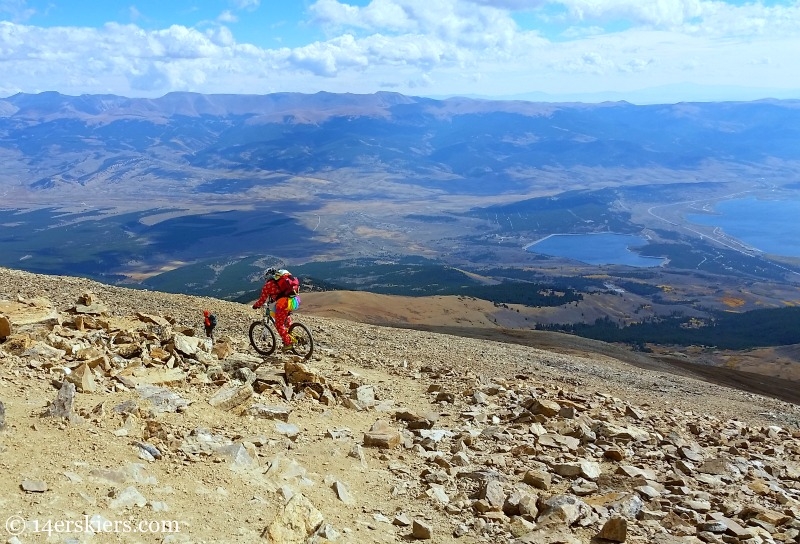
left=288, top=323, right=314, bottom=360
left=249, top=320, right=276, bottom=356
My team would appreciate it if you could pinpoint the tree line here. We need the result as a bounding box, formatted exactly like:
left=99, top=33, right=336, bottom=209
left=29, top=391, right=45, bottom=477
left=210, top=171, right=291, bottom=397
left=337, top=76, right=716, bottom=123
left=538, top=307, right=800, bottom=349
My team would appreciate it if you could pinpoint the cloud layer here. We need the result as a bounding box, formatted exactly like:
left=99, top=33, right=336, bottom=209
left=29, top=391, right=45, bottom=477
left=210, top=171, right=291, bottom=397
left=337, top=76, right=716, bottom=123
left=0, top=0, right=798, bottom=102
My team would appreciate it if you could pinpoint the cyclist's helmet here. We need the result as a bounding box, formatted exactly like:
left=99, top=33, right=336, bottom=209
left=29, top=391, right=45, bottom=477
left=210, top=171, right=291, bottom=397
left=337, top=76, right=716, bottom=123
left=264, top=267, right=278, bottom=279
left=276, top=269, right=289, bottom=278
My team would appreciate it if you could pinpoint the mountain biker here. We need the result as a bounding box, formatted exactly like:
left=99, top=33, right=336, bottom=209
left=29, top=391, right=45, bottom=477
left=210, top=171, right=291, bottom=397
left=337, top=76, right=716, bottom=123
left=252, top=268, right=300, bottom=351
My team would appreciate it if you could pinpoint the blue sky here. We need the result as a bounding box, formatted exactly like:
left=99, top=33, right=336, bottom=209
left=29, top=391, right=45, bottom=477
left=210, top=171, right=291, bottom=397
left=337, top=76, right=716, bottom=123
left=1, top=0, right=798, bottom=103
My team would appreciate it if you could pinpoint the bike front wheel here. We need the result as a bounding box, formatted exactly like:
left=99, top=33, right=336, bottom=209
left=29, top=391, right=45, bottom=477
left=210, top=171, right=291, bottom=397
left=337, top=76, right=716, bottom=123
left=288, top=323, right=314, bottom=360
left=249, top=320, right=277, bottom=356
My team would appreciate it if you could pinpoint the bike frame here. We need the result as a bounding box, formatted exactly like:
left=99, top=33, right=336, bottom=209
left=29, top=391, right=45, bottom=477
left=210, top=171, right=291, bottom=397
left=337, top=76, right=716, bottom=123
left=250, top=305, right=314, bottom=360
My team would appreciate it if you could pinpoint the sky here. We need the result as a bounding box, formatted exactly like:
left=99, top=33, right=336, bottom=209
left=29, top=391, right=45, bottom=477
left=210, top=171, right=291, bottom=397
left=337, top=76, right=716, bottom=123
left=0, top=0, right=799, bottom=104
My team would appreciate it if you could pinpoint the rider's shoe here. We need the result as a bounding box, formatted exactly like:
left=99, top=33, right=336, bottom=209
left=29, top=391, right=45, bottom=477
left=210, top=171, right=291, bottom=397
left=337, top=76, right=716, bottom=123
left=280, top=341, right=295, bottom=353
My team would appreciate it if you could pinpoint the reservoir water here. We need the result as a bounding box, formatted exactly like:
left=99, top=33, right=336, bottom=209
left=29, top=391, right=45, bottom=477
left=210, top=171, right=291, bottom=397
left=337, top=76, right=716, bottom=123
left=686, top=197, right=800, bottom=258
left=526, top=233, right=665, bottom=267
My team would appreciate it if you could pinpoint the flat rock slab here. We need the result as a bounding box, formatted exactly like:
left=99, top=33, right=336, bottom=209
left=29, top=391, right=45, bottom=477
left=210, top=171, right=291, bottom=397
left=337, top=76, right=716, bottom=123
left=21, top=479, right=48, bottom=493
left=208, top=381, right=253, bottom=411
left=0, top=299, right=60, bottom=327
left=127, top=368, right=187, bottom=386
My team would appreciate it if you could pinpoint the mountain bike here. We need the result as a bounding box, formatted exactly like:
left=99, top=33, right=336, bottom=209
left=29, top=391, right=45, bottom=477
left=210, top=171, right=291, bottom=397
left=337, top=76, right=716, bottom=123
left=249, top=305, right=314, bottom=360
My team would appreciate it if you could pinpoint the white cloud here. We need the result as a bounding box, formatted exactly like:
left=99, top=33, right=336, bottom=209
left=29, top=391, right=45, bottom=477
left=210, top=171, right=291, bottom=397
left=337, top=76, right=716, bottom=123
left=542, top=0, right=800, bottom=38
left=562, top=25, right=607, bottom=38
left=361, top=33, right=452, bottom=67
left=692, top=1, right=800, bottom=37
left=0, top=20, right=276, bottom=95
left=298, top=0, right=540, bottom=77
left=288, top=41, right=343, bottom=77
left=218, top=10, right=238, bottom=24
left=407, top=72, right=433, bottom=88
left=129, top=63, right=170, bottom=92
left=129, top=6, right=143, bottom=23
left=557, top=51, right=615, bottom=75
left=208, top=25, right=235, bottom=47
left=232, top=0, right=260, bottom=10
left=150, top=25, right=222, bottom=59
left=466, top=0, right=546, bottom=9
left=309, top=0, right=522, bottom=49
left=310, top=0, right=414, bottom=32
left=0, top=0, right=35, bottom=23
left=621, top=57, right=653, bottom=73
left=558, top=0, right=706, bottom=28
left=0, top=0, right=798, bottom=101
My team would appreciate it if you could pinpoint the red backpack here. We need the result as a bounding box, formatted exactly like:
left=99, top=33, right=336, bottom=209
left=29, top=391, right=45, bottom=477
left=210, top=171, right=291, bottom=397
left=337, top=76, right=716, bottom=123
left=274, top=272, right=300, bottom=298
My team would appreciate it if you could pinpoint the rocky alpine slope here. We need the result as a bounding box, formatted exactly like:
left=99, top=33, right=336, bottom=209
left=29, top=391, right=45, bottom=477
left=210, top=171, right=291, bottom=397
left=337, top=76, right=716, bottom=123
left=1, top=266, right=799, bottom=544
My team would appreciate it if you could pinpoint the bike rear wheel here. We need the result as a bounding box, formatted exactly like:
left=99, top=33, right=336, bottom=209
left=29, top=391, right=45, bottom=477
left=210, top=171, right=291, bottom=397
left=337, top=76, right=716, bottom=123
left=249, top=320, right=277, bottom=356
left=288, top=323, right=314, bottom=360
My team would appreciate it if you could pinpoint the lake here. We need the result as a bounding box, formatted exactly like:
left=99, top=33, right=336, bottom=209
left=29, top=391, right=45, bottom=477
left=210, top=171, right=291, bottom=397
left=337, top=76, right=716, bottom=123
left=686, top=197, right=800, bottom=258
left=526, top=233, right=666, bottom=267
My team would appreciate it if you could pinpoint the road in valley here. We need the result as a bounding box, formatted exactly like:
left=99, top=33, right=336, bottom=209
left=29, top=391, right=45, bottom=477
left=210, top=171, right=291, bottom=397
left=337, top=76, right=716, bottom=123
left=646, top=189, right=800, bottom=277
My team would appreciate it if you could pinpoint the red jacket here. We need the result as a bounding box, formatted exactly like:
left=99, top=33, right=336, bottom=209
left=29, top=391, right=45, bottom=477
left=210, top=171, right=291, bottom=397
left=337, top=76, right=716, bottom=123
left=253, top=279, right=283, bottom=308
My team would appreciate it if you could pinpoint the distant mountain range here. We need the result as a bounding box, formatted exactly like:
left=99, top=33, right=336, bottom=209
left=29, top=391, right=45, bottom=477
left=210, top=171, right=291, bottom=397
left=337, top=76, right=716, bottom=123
left=452, top=83, right=800, bottom=105
left=2, top=91, right=800, bottom=199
